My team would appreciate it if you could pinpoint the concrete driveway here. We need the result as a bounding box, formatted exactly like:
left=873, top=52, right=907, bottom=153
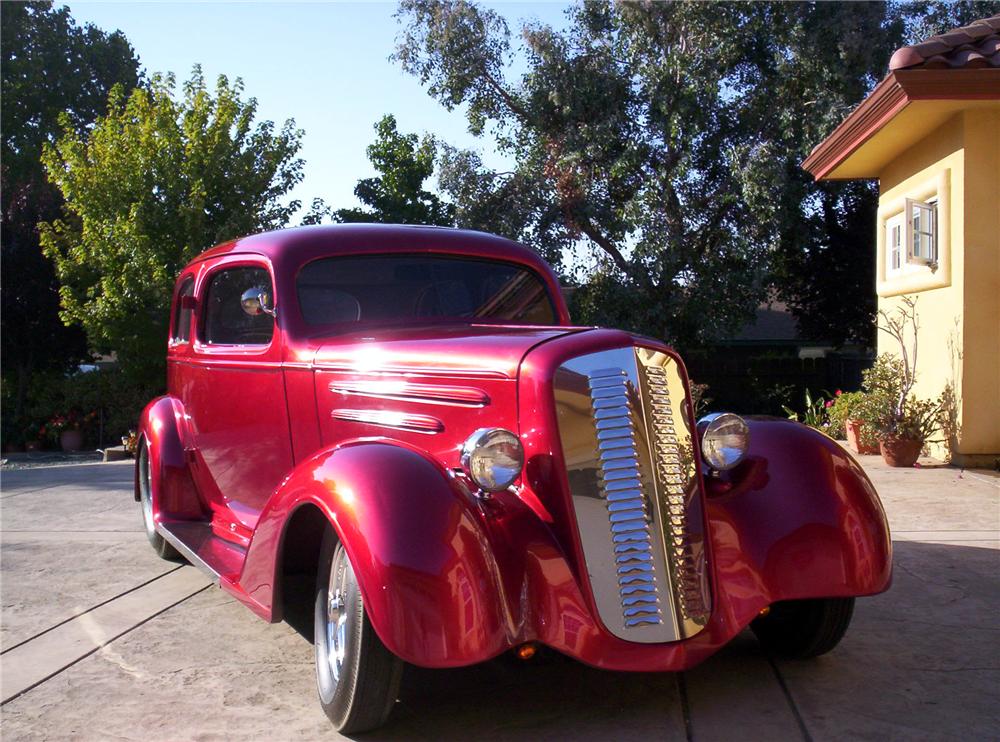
left=1, top=456, right=997, bottom=740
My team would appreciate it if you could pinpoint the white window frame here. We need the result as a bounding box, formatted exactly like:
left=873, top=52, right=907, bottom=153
left=876, top=169, right=950, bottom=298
left=905, top=197, right=937, bottom=267
left=885, top=213, right=903, bottom=274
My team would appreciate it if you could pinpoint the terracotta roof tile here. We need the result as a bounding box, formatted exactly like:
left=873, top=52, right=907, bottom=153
left=889, top=14, right=1000, bottom=70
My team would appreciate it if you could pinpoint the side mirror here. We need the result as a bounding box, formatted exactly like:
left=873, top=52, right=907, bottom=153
left=241, top=286, right=276, bottom=318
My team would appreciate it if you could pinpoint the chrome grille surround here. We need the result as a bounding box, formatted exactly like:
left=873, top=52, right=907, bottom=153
left=554, top=346, right=710, bottom=643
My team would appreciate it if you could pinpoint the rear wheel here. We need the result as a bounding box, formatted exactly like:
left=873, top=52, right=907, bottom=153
left=314, top=529, right=403, bottom=733
left=752, top=597, right=855, bottom=659
left=137, top=440, right=181, bottom=561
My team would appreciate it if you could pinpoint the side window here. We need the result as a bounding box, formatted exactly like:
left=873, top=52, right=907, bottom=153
left=171, top=278, right=195, bottom=343
left=202, top=267, right=274, bottom=345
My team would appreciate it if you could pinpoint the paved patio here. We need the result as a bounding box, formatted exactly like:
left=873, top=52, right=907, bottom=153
left=1, top=455, right=997, bottom=740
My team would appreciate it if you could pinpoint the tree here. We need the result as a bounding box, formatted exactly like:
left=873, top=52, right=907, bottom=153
left=744, top=1, right=997, bottom=347
left=395, top=0, right=997, bottom=349
left=1, top=1, right=141, bottom=420
left=334, top=114, right=455, bottom=226
left=394, top=1, right=792, bottom=347
left=39, top=68, right=304, bottom=387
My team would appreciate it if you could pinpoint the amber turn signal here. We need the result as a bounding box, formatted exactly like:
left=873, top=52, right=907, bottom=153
left=758, top=606, right=771, bottom=617
left=515, top=643, right=538, bottom=661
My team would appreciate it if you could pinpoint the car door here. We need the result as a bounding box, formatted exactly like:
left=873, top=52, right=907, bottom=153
left=182, top=257, right=293, bottom=535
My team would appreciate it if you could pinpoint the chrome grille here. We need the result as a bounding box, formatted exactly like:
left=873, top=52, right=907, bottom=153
left=554, top=345, right=710, bottom=643
left=587, top=368, right=662, bottom=628
left=637, top=355, right=710, bottom=626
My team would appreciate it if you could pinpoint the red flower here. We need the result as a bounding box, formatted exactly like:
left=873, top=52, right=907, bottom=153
left=825, top=400, right=834, bottom=408
left=835, top=390, right=843, bottom=396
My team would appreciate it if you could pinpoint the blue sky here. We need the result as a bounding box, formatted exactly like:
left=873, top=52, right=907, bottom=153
left=66, top=1, right=574, bottom=218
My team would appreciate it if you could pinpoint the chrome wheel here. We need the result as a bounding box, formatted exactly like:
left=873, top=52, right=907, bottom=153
left=137, top=439, right=180, bottom=561
left=325, top=546, right=350, bottom=683
left=314, top=532, right=403, bottom=733
left=138, top=442, right=155, bottom=537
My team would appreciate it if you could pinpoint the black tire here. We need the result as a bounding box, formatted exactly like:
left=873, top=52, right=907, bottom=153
left=751, top=597, right=855, bottom=659
left=314, top=529, right=403, bottom=733
left=137, top=439, right=182, bottom=561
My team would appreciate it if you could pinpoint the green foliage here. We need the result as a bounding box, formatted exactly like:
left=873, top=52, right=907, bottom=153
left=783, top=388, right=833, bottom=433
left=38, top=68, right=304, bottom=387
left=394, top=1, right=995, bottom=349
left=395, top=0, right=773, bottom=347
left=827, top=390, right=866, bottom=441
left=5, top=367, right=158, bottom=450
left=855, top=354, right=942, bottom=443
left=335, top=115, right=455, bottom=226
left=1, top=0, right=141, bottom=419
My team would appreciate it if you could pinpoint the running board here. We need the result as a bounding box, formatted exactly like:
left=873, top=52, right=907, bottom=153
left=157, top=521, right=247, bottom=583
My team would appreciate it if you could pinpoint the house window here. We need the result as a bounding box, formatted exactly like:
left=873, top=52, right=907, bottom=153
left=906, top=198, right=937, bottom=265
left=886, top=213, right=904, bottom=274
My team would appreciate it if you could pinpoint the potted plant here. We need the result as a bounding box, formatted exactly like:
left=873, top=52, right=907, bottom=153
left=828, top=391, right=878, bottom=455
left=856, top=297, right=943, bottom=467
left=47, top=410, right=96, bottom=452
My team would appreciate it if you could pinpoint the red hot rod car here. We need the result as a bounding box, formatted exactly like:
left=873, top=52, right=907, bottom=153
left=137, top=224, right=891, bottom=732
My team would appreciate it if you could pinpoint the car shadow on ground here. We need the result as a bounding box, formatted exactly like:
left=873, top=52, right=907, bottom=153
left=290, top=540, right=997, bottom=741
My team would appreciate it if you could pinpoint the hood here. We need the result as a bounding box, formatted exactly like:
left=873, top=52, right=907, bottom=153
left=310, top=323, right=588, bottom=379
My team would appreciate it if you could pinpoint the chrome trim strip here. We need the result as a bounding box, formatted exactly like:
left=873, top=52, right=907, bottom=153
left=155, top=523, right=221, bottom=580
left=329, top=380, right=490, bottom=407
left=330, top=408, right=444, bottom=434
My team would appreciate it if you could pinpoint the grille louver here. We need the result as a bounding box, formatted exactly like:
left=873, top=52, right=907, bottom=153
left=587, top=368, right=662, bottom=628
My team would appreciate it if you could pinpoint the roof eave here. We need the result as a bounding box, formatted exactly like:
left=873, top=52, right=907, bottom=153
left=802, top=69, right=1000, bottom=181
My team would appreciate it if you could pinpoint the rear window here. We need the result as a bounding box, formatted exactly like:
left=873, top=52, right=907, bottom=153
left=296, top=255, right=557, bottom=327
left=171, top=277, right=194, bottom=342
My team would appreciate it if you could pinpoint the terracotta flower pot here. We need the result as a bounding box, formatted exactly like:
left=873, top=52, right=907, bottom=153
left=845, top=419, right=879, bottom=455
left=60, top=428, right=84, bottom=452
left=879, top=436, right=923, bottom=468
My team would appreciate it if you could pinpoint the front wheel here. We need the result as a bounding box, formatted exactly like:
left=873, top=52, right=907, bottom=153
left=314, top=530, right=403, bottom=733
left=751, top=597, right=855, bottom=659
left=137, top=440, right=181, bottom=561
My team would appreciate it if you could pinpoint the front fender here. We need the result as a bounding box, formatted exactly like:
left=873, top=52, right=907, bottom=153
left=239, top=441, right=508, bottom=667
left=704, top=418, right=892, bottom=634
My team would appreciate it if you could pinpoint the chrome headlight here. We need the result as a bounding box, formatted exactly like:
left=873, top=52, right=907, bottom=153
left=460, top=428, right=524, bottom=492
left=698, top=413, right=750, bottom=471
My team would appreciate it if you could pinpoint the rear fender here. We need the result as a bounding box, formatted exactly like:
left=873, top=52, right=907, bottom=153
left=239, top=441, right=508, bottom=667
left=136, top=396, right=204, bottom=519
left=705, top=418, right=892, bottom=634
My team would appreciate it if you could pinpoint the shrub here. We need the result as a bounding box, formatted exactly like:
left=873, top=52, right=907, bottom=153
left=827, top=390, right=865, bottom=440
left=17, top=367, right=159, bottom=449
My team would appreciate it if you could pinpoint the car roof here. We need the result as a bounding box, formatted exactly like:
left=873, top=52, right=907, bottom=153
left=187, top=224, right=550, bottom=274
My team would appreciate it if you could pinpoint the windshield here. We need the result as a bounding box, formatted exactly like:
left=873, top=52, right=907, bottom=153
left=296, top=254, right=558, bottom=328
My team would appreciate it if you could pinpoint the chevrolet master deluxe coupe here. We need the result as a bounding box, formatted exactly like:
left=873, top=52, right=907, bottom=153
left=137, top=224, right=891, bottom=732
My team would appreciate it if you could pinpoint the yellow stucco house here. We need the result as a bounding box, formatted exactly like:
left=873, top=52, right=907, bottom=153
left=804, top=15, right=1000, bottom=467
